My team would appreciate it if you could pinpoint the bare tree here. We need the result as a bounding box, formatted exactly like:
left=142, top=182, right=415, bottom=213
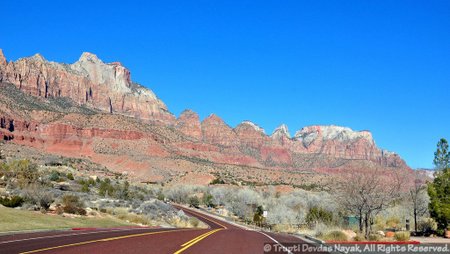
left=409, top=172, right=429, bottom=232
left=338, top=176, right=366, bottom=233
left=338, top=168, right=405, bottom=238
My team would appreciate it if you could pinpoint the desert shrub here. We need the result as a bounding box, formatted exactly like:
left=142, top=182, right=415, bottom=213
left=367, top=234, right=381, bottom=241
left=167, top=210, right=206, bottom=228
left=188, top=196, right=200, bottom=208
left=88, top=178, right=96, bottom=186
left=169, top=215, right=190, bottom=228
left=306, top=206, right=333, bottom=226
left=67, top=173, right=74, bottom=181
left=394, top=231, right=410, bottom=241
left=115, top=181, right=130, bottom=200
left=44, top=156, right=64, bottom=166
left=164, top=185, right=193, bottom=204
left=353, top=233, right=365, bottom=242
left=136, top=200, right=175, bottom=219
left=98, top=179, right=115, bottom=197
left=9, top=160, right=39, bottom=187
left=157, top=191, right=165, bottom=201
left=62, top=195, right=86, bottom=215
left=322, top=231, right=348, bottom=241
left=226, top=188, right=263, bottom=220
left=23, top=186, right=54, bottom=211
left=202, top=193, right=215, bottom=208
left=0, top=162, right=8, bottom=177
left=210, top=178, right=225, bottom=185
left=55, top=204, right=64, bottom=215
left=266, top=204, right=298, bottom=226
left=0, top=195, right=24, bottom=207
left=81, top=183, right=90, bottom=193
left=209, top=187, right=229, bottom=206
left=110, top=208, right=151, bottom=225
left=189, top=217, right=200, bottom=228
left=417, top=218, right=438, bottom=233
left=49, top=170, right=60, bottom=181
left=386, top=216, right=401, bottom=229
left=126, top=213, right=151, bottom=225
left=38, top=192, right=54, bottom=210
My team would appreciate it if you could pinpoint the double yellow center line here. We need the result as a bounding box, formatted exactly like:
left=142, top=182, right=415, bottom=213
left=20, top=207, right=228, bottom=254
left=20, top=229, right=193, bottom=254
left=173, top=228, right=223, bottom=254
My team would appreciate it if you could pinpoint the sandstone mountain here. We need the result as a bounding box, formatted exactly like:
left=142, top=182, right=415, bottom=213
left=0, top=49, right=174, bottom=124
left=0, top=50, right=409, bottom=185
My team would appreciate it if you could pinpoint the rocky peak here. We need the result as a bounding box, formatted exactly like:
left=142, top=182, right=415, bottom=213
left=238, top=121, right=265, bottom=134
left=271, top=124, right=291, bottom=140
left=109, top=61, right=123, bottom=66
left=78, top=52, right=102, bottom=64
left=70, top=51, right=133, bottom=93
left=202, top=114, right=224, bottom=125
left=29, top=53, right=46, bottom=62
left=179, top=109, right=199, bottom=118
left=235, top=121, right=268, bottom=148
left=0, top=49, right=7, bottom=66
left=295, top=125, right=374, bottom=144
left=0, top=50, right=175, bottom=124
left=0, top=50, right=410, bottom=170
left=201, top=114, right=239, bottom=146
left=176, top=109, right=202, bottom=139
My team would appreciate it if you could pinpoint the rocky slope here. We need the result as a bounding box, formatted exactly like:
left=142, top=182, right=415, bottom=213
left=0, top=50, right=174, bottom=124
left=0, top=50, right=409, bottom=183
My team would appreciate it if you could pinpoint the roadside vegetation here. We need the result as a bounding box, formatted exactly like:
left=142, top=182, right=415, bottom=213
left=1, top=138, right=448, bottom=240
left=0, top=157, right=206, bottom=232
left=160, top=182, right=420, bottom=242
left=157, top=138, right=450, bottom=242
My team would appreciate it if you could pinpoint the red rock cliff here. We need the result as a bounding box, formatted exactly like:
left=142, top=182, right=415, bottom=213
left=0, top=50, right=409, bottom=171
left=0, top=50, right=174, bottom=124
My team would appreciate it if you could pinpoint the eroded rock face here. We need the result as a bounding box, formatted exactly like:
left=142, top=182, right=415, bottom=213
left=0, top=50, right=409, bottom=173
left=234, top=121, right=268, bottom=148
left=271, top=124, right=292, bottom=146
left=0, top=50, right=6, bottom=66
left=176, top=110, right=202, bottom=140
left=201, top=114, right=239, bottom=147
left=293, top=125, right=404, bottom=167
left=0, top=50, right=174, bottom=124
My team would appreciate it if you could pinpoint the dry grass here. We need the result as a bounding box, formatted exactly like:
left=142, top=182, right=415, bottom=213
left=272, top=224, right=298, bottom=233
left=0, top=205, right=133, bottom=232
left=104, top=207, right=153, bottom=226
left=394, top=231, right=410, bottom=241
left=168, top=216, right=207, bottom=228
left=322, top=231, right=348, bottom=241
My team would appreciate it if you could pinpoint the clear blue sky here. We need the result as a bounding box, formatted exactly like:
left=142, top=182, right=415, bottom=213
left=2, top=0, right=449, bottom=169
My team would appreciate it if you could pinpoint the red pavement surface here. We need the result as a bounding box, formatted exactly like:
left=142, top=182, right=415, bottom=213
left=0, top=206, right=317, bottom=254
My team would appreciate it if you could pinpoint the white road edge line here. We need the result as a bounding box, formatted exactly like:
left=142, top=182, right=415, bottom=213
left=0, top=228, right=153, bottom=245
left=258, top=231, right=293, bottom=254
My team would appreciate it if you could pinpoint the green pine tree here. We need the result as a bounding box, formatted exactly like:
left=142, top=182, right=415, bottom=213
left=433, top=138, right=450, bottom=171
left=428, top=138, right=450, bottom=234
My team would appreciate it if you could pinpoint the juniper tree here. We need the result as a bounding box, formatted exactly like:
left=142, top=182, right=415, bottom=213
left=428, top=138, right=450, bottom=233
left=433, top=138, right=449, bottom=171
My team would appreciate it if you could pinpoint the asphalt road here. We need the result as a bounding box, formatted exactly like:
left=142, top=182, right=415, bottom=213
left=0, top=206, right=321, bottom=254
